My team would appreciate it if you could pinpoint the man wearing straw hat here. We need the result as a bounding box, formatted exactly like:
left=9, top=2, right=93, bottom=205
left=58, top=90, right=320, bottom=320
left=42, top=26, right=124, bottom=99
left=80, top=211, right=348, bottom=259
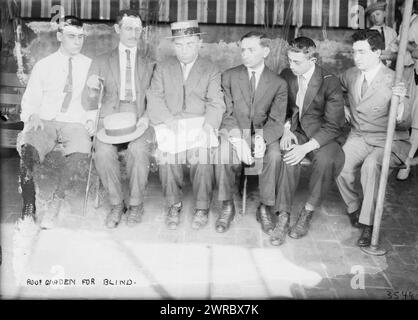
left=18, top=16, right=95, bottom=229
left=83, top=10, right=155, bottom=228
left=147, top=20, right=225, bottom=230
left=215, top=31, right=288, bottom=235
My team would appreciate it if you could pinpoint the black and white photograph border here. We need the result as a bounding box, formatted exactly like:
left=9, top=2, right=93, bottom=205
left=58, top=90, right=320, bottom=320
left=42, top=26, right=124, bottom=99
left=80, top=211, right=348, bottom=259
left=1, top=0, right=418, bottom=301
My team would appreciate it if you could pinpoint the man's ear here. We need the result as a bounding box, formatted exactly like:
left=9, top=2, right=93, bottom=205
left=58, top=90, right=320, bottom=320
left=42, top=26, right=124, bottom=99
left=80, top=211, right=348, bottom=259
left=114, top=23, right=120, bottom=34
left=57, top=31, right=63, bottom=42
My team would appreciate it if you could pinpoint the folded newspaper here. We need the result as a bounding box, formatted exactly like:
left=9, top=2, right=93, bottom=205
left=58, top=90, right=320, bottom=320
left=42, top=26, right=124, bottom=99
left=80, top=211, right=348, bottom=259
left=154, top=117, right=219, bottom=154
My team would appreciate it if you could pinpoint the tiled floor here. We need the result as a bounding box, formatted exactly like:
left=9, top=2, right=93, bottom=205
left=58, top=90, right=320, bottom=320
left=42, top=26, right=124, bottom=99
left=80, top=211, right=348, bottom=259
left=1, top=150, right=417, bottom=299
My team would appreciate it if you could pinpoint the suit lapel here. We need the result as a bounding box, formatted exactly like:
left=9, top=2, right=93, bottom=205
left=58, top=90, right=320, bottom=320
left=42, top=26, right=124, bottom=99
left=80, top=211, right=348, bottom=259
left=361, top=65, right=386, bottom=101
left=350, top=68, right=362, bottom=105
left=289, top=73, right=298, bottom=103
left=109, top=48, right=120, bottom=94
left=238, top=65, right=252, bottom=107
left=301, top=65, right=322, bottom=118
left=253, top=68, right=271, bottom=106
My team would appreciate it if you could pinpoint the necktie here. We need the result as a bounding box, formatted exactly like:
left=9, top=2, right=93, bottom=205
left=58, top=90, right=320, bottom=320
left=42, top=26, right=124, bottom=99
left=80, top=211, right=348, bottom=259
left=380, top=27, right=386, bottom=46
left=125, top=49, right=133, bottom=101
left=250, top=71, right=256, bottom=103
left=361, top=75, right=368, bottom=98
left=61, top=57, right=72, bottom=113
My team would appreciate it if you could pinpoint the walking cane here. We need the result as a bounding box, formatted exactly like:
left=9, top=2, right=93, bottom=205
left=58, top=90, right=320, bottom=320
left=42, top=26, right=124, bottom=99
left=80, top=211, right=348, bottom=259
left=361, top=0, right=413, bottom=256
left=82, top=81, right=104, bottom=217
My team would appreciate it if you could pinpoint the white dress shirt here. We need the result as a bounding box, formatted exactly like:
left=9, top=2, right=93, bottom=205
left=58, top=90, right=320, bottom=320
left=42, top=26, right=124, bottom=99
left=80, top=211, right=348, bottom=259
left=296, top=64, right=320, bottom=150
left=247, top=63, right=265, bottom=90
left=370, top=24, right=398, bottom=53
left=296, top=63, right=315, bottom=115
left=180, top=56, right=198, bottom=81
left=21, top=49, right=95, bottom=124
left=119, top=42, right=137, bottom=101
left=358, top=62, right=405, bottom=121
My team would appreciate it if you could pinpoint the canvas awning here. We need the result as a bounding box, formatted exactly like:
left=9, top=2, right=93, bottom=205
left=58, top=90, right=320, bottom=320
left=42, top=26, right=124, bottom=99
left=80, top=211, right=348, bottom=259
left=18, top=0, right=396, bottom=28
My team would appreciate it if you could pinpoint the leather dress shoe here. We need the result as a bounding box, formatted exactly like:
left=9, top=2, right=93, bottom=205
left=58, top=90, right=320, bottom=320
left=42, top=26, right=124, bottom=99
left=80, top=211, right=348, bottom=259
left=289, top=208, right=314, bottom=239
left=270, top=212, right=290, bottom=246
left=166, top=202, right=182, bottom=230
left=22, top=203, right=36, bottom=220
left=357, top=225, right=373, bottom=247
left=105, top=203, right=124, bottom=229
left=348, top=209, right=363, bottom=228
left=192, top=209, right=209, bottom=230
left=215, top=200, right=235, bottom=233
left=126, top=203, right=144, bottom=227
left=256, top=204, right=275, bottom=235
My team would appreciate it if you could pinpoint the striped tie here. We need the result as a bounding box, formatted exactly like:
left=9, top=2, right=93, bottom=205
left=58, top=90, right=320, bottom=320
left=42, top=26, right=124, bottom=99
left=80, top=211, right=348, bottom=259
left=61, top=57, right=72, bottom=113
left=125, top=49, right=133, bottom=101
left=250, top=71, right=256, bottom=103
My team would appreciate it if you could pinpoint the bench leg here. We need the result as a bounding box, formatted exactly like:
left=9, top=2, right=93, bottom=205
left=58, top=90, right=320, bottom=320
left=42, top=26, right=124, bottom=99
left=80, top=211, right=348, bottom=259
left=242, top=175, right=247, bottom=215
left=94, top=176, right=101, bottom=209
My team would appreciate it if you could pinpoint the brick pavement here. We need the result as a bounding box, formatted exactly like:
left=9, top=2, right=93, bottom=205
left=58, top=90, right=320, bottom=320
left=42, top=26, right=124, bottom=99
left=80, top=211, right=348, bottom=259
left=1, top=151, right=417, bottom=299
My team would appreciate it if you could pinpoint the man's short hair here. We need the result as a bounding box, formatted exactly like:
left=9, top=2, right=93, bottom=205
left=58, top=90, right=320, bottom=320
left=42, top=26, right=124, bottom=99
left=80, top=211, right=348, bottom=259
left=351, top=29, right=385, bottom=51
left=58, top=15, right=83, bottom=32
left=116, top=9, right=143, bottom=25
left=240, top=31, right=271, bottom=48
left=288, top=36, right=318, bottom=59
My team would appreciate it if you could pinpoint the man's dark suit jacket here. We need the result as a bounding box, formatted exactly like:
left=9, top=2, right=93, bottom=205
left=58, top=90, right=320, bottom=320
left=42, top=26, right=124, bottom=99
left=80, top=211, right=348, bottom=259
left=221, top=64, right=288, bottom=145
left=280, top=65, right=345, bottom=146
left=82, top=47, right=155, bottom=120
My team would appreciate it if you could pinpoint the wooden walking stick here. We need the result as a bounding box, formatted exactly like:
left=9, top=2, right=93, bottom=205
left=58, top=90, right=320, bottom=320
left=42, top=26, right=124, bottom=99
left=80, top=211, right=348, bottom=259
left=361, top=0, right=414, bottom=256
left=82, top=81, right=104, bottom=217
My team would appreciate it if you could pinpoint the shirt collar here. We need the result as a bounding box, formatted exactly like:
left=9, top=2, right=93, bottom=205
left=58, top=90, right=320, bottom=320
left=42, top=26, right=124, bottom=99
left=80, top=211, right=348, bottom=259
left=180, top=55, right=199, bottom=68
left=119, top=42, right=137, bottom=55
left=299, top=63, right=315, bottom=82
left=361, top=62, right=383, bottom=83
left=247, top=63, right=265, bottom=77
left=370, top=24, right=386, bottom=29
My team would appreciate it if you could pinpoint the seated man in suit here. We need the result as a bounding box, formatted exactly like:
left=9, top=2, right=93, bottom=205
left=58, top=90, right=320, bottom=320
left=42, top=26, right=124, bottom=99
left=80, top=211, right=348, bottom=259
left=215, top=31, right=288, bottom=234
left=337, top=29, right=411, bottom=247
left=83, top=10, right=155, bottom=228
left=273, top=37, right=346, bottom=246
left=146, top=20, right=225, bottom=230
left=18, top=16, right=95, bottom=228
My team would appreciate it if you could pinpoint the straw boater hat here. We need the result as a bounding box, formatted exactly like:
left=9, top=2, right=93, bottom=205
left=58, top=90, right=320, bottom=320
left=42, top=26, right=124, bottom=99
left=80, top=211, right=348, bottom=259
left=168, top=20, right=206, bottom=38
left=97, top=112, right=146, bottom=144
left=365, top=1, right=387, bottom=15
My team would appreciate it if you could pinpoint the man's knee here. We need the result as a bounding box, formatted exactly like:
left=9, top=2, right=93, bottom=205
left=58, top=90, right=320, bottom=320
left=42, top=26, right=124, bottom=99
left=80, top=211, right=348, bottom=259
left=127, top=138, right=150, bottom=160
left=21, top=144, right=40, bottom=170
left=314, top=144, right=343, bottom=171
